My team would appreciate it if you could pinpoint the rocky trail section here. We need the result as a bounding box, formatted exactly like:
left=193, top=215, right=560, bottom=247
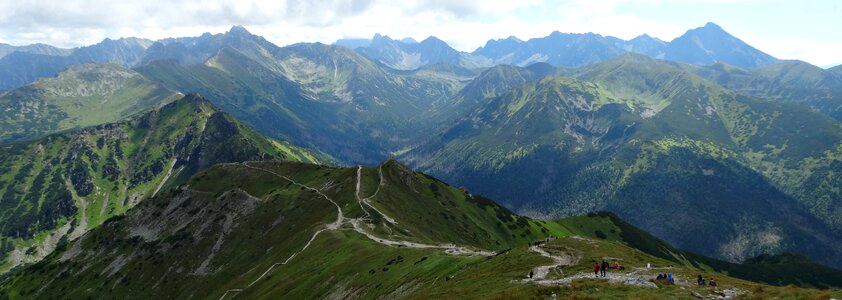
left=521, top=240, right=748, bottom=298
left=522, top=241, right=655, bottom=288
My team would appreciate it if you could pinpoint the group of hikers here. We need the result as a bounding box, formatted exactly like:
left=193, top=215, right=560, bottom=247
left=525, top=240, right=721, bottom=290
left=697, top=274, right=718, bottom=287
left=655, top=273, right=675, bottom=283
left=654, top=273, right=718, bottom=287
left=592, top=259, right=622, bottom=277
left=527, top=237, right=556, bottom=248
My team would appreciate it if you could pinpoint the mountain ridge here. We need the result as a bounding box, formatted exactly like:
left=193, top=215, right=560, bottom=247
left=0, top=22, right=788, bottom=91
left=0, top=63, right=181, bottom=143
left=1, top=160, right=839, bottom=299
left=0, top=93, right=323, bottom=273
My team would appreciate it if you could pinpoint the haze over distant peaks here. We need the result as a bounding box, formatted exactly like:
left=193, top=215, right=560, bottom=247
left=334, top=22, right=779, bottom=71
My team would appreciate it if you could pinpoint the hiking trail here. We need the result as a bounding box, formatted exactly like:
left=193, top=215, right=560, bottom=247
left=218, top=162, right=493, bottom=299
left=522, top=241, right=655, bottom=288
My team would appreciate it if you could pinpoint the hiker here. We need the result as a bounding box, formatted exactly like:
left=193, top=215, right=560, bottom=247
left=529, top=271, right=534, bottom=279
left=709, top=278, right=717, bottom=287
left=612, top=261, right=620, bottom=269
left=667, top=273, right=674, bottom=284
left=600, top=259, right=609, bottom=277
left=593, top=262, right=600, bottom=277
left=656, top=273, right=664, bottom=280
left=646, top=262, right=651, bottom=269
left=697, top=274, right=705, bottom=286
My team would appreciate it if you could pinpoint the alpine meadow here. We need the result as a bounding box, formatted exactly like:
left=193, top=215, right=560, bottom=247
left=0, top=1, right=841, bottom=299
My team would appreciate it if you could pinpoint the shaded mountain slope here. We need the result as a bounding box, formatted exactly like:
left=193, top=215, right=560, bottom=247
left=407, top=54, right=842, bottom=267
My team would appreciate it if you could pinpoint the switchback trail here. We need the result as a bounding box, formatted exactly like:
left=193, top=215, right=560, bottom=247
left=218, top=162, right=493, bottom=299
left=356, top=165, right=397, bottom=224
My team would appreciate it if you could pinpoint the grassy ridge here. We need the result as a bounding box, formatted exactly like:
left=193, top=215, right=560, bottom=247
left=1, top=161, right=839, bottom=299
left=0, top=64, right=180, bottom=143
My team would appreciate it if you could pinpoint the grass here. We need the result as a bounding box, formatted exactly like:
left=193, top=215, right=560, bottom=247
left=1, top=161, right=840, bottom=299
left=0, top=63, right=181, bottom=144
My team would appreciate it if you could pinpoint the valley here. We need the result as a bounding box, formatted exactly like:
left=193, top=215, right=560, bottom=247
left=0, top=17, right=840, bottom=299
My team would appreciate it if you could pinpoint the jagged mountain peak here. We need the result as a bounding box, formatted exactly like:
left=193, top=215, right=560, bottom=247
left=372, top=33, right=393, bottom=42
left=665, top=22, right=778, bottom=67
left=227, top=25, right=252, bottom=35
left=677, top=21, right=732, bottom=40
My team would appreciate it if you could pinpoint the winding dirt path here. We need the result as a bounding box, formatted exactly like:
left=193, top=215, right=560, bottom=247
left=528, top=244, right=579, bottom=280
left=356, top=165, right=397, bottom=224
left=522, top=242, right=656, bottom=288
left=218, top=162, right=493, bottom=299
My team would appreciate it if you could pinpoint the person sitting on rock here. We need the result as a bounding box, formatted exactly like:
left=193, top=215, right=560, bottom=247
left=697, top=274, right=705, bottom=286
left=709, top=278, right=717, bottom=287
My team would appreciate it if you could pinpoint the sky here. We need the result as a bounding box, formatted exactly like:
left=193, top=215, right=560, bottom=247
left=0, top=0, right=840, bottom=67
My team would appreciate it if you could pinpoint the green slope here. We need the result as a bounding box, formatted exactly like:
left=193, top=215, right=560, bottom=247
left=0, top=161, right=838, bottom=299
left=0, top=160, right=553, bottom=298
left=408, top=54, right=842, bottom=268
left=0, top=63, right=180, bottom=143
left=684, top=60, right=842, bottom=122
left=0, top=94, right=324, bottom=274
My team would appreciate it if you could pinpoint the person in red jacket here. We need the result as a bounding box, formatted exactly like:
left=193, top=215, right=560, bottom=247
left=600, top=259, right=609, bottom=277
left=593, top=262, right=600, bottom=277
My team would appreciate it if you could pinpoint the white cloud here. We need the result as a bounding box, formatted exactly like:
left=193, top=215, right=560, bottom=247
left=752, top=39, right=842, bottom=67
left=0, top=0, right=837, bottom=66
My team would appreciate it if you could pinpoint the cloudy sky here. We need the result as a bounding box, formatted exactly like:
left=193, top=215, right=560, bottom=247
left=0, top=0, right=840, bottom=67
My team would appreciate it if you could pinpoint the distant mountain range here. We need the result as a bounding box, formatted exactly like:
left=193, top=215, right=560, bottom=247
left=0, top=43, right=71, bottom=59
left=336, top=22, right=778, bottom=71
left=0, top=22, right=779, bottom=91
left=0, top=38, right=153, bottom=90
